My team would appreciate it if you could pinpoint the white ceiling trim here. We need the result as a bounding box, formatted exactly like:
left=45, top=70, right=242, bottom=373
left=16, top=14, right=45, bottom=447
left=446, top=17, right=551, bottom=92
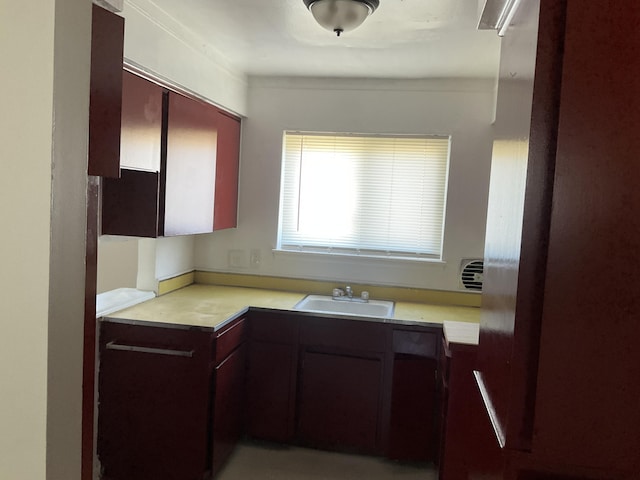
left=124, top=0, right=245, bottom=82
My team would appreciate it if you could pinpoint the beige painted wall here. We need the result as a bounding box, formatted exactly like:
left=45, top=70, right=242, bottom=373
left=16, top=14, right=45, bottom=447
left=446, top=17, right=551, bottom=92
left=122, top=0, right=248, bottom=116
left=195, top=77, right=495, bottom=291
left=0, top=0, right=91, bottom=478
left=97, top=237, right=139, bottom=294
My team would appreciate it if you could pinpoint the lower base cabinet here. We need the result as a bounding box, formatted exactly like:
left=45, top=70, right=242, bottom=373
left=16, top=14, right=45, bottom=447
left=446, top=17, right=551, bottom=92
left=388, top=355, right=438, bottom=461
left=97, top=321, right=212, bottom=480
left=98, top=310, right=447, bottom=478
left=245, top=340, right=298, bottom=442
left=387, top=327, right=440, bottom=462
left=212, top=343, right=246, bottom=476
left=438, top=338, right=502, bottom=480
left=97, top=316, right=246, bottom=480
left=245, top=311, right=299, bottom=442
left=298, top=351, right=383, bottom=454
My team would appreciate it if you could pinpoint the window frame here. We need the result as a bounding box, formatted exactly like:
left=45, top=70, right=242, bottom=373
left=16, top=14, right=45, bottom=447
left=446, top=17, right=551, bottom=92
left=276, top=131, right=452, bottom=262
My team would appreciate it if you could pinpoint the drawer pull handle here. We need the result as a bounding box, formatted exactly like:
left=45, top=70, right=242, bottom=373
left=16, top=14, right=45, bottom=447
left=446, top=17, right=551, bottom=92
left=106, top=341, right=194, bottom=358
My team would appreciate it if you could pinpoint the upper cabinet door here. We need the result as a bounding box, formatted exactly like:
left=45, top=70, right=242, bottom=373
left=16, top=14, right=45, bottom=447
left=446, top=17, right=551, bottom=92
left=214, top=111, right=241, bottom=230
left=163, top=92, right=218, bottom=236
left=120, top=71, right=164, bottom=172
left=88, top=5, right=124, bottom=178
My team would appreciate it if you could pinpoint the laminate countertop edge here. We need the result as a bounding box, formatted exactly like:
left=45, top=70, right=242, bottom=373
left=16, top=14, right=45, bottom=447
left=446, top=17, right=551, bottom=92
left=102, top=284, right=480, bottom=337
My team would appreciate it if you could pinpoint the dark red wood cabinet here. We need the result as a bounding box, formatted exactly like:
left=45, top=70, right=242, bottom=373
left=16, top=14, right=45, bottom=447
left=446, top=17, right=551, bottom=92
left=164, top=92, right=218, bottom=236
left=245, top=311, right=299, bottom=442
left=88, top=4, right=124, bottom=178
left=102, top=169, right=161, bottom=237
left=387, top=328, right=440, bottom=461
left=101, top=72, right=241, bottom=237
left=246, top=312, right=442, bottom=460
left=476, top=0, right=640, bottom=478
left=98, top=310, right=448, bottom=478
left=298, top=351, right=383, bottom=454
left=438, top=338, right=501, bottom=480
left=297, top=318, right=387, bottom=455
left=97, top=316, right=247, bottom=480
left=214, top=111, right=241, bottom=230
left=102, top=72, right=164, bottom=236
left=211, top=318, right=247, bottom=476
left=97, top=321, right=213, bottom=480
left=119, top=70, right=164, bottom=172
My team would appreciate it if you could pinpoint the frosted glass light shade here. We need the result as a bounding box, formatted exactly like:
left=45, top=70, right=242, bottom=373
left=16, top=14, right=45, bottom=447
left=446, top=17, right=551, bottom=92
left=304, top=0, right=379, bottom=35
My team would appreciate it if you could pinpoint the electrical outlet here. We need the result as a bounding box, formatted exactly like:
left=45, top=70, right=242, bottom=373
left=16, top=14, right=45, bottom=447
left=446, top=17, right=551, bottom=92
left=228, top=249, right=247, bottom=269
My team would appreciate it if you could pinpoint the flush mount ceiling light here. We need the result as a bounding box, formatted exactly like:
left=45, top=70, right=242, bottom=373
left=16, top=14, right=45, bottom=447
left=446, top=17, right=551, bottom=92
left=303, top=0, right=380, bottom=36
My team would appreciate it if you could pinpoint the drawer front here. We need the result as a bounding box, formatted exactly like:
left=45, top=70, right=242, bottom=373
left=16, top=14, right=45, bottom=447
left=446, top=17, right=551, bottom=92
left=249, top=311, right=299, bottom=344
left=392, top=329, right=439, bottom=358
left=300, top=317, right=388, bottom=353
left=215, top=317, right=246, bottom=364
left=100, top=320, right=212, bottom=359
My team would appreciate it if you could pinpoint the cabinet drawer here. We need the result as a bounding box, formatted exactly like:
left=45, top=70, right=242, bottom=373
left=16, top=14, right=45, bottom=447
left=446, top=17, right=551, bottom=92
left=249, top=311, right=299, bottom=344
left=215, top=317, right=246, bottom=364
left=100, top=321, right=211, bottom=357
left=300, top=317, right=388, bottom=352
left=392, top=329, right=438, bottom=358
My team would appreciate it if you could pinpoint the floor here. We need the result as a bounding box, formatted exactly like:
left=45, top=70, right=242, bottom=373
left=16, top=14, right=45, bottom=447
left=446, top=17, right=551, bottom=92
left=216, top=441, right=437, bottom=480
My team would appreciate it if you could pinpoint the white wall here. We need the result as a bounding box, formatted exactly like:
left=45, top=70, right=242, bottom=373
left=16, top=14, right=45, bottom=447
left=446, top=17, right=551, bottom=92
left=98, top=235, right=195, bottom=294
left=0, top=0, right=90, bottom=478
left=195, top=77, right=495, bottom=291
left=97, top=237, right=139, bottom=293
left=121, top=0, right=248, bottom=115
left=155, top=236, right=196, bottom=281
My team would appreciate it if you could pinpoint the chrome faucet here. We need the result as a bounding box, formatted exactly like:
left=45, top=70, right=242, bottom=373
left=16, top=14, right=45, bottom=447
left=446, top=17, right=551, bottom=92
left=332, top=285, right=369, bottom=303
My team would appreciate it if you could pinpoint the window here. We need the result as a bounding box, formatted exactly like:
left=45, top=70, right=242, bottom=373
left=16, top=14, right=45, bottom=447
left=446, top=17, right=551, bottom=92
left=278, top=132, right=451, bottom=260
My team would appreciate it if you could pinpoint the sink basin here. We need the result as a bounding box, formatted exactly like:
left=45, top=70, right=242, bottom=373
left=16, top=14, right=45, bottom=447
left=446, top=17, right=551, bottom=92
left=294, top=294, right=394, bottom=318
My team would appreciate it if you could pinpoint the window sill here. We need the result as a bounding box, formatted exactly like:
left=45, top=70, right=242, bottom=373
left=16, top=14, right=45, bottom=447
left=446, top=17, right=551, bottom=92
left=272, top=248, right=446, bottom=265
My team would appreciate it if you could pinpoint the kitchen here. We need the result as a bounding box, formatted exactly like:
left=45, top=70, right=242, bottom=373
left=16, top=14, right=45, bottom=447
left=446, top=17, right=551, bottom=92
left=2, top=1, right=639, bottom=480
left=94, top=1, right=495, bottom=478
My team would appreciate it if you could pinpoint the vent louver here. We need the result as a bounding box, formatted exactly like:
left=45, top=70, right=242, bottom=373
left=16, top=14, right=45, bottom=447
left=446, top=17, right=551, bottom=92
left=460, top=259, right=484, bottom=291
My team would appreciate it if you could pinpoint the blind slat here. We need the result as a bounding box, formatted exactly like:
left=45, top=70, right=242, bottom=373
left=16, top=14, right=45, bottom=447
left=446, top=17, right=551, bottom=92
left=278, top=132, right=450, bottom=259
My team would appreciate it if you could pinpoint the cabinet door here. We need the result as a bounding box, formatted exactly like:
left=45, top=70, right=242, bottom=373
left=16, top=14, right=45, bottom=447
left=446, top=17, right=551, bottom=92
left=97, top=323, right=212, bottom=480
left=439, top=343, right=503, bottom=480
left=245, top=341, right=297, bottom=442
left=298, top=351, right=383, bottom=454
left=212, top=344, right=246, bottom=476
left=388, top=355, right=437, bottom=461
left=101, top=73, right=163, bottom=237
left=120, top=71, right=163, bottom=171
left=88, top=4, right=124, bottom=178
left=214, top=111, right=241, bottom=230
left=164, top=92, right=217, bottom=236
left=101, top=168, right=160, bottom=237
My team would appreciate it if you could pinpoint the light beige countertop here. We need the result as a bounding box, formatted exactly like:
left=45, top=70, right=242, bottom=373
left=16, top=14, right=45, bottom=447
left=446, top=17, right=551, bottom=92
left=105, top=284, right=480, bottom=331
left=443, top=320, right=480, bottom=346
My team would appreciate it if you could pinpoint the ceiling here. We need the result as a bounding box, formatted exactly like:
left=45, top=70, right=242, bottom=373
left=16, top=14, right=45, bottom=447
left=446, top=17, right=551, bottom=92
left=142, top=0, right=501, bottom=79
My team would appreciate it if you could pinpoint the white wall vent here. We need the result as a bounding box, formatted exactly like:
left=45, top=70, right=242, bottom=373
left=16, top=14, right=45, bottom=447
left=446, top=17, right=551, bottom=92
left=460, top=259, right=484, bottom=291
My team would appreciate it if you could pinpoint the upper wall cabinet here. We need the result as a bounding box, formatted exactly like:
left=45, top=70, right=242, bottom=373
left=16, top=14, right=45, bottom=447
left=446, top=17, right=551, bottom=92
left=88, top=5, right=124, bottom=178
left=214, top=111, right=241, bottom=230
left=120, top=71, right=163, bottom=172
left=163, top=92, right=218, bottom=236
left=102, top=72, right=241, bottom=237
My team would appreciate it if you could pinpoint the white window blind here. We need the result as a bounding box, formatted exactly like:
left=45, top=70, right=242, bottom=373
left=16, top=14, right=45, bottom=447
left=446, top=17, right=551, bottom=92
left=278, top=132, right=450, bottom=260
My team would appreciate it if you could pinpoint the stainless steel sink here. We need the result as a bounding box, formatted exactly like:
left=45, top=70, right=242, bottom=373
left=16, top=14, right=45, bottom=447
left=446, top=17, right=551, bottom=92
left=294, top=294, right=394, bottom=318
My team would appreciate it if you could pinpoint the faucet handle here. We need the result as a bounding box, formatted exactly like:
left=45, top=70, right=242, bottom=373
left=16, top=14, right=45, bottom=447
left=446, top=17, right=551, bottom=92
left=332, top=288, right=345, bottom=297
